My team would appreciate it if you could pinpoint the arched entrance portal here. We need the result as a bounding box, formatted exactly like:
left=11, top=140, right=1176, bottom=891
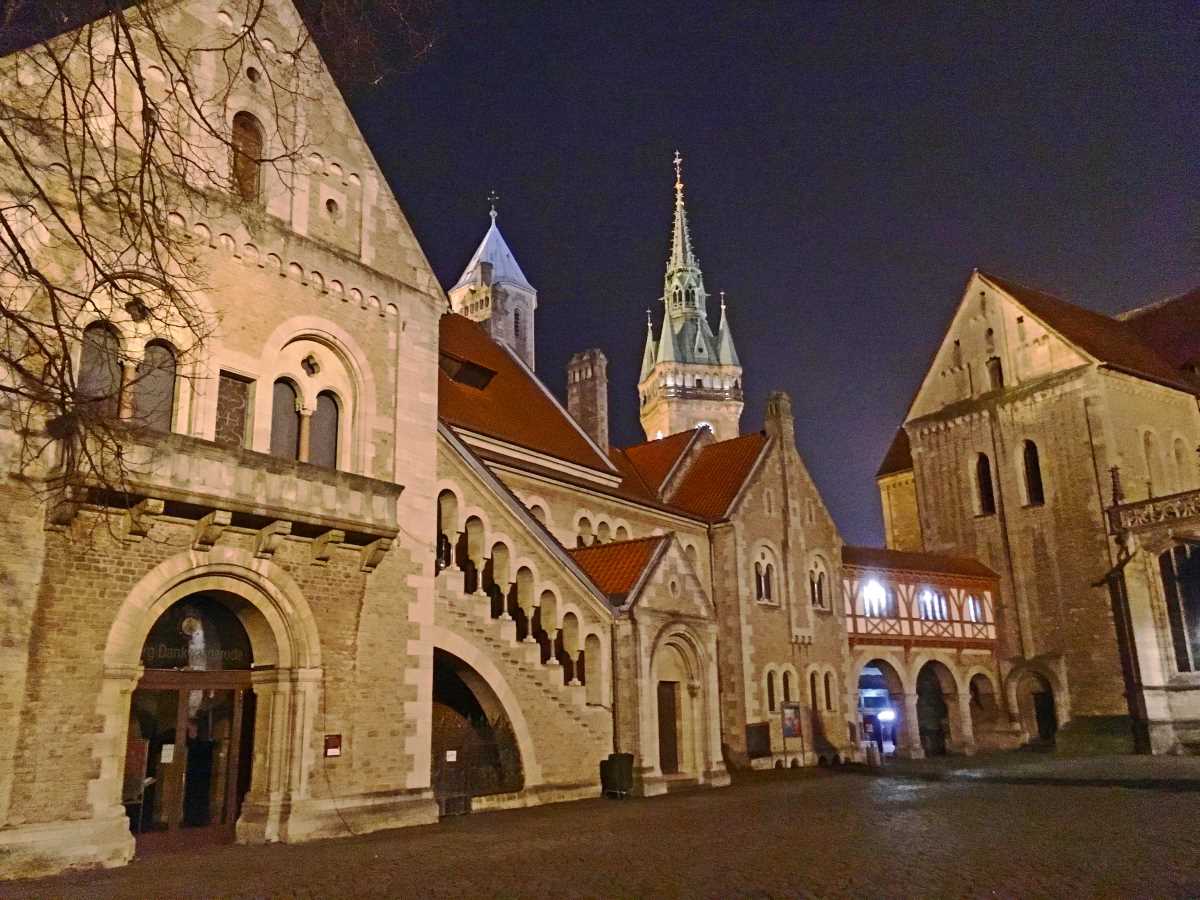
left=431, top=649, right=523, bottom=815
left=915, top=662, right=954, bottom=756
left=125, top=594, right=257, bottom=849
left=1016, top=670, right=1058, bottom=745
left=653, top=642, right=697, bottom=777
left=857, top=660, right=905, bottom=757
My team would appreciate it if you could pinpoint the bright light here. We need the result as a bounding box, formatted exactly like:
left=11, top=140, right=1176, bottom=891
left=864, top=579, right=886, bottom=616
left=877, top=708, right=896, bottom=723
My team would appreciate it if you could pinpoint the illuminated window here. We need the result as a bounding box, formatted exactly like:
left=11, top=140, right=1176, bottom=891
left=965, top=595, right=985, bottom=623
left=918, top=589, right=949, bottom=621
left=863, top=579, right=892, bottom=618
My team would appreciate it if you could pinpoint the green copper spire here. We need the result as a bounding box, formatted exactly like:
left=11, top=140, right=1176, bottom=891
left=640, top=310, right=657, bottom=381
left=717, top=291, right=741, bottom=366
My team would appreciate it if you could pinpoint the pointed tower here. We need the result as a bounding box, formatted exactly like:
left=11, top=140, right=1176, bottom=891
left=638, top=152, right=744, bottom=441
left=448, top=201, right=538, bottom=369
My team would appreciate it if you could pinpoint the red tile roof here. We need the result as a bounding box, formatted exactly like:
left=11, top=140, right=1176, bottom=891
left=876, top=429, right=913, bottom=478
left=438, top=314, right=613, bottom=473
left=669, top=432, right=769, bottom=521
left=977, top=270, right=1194, bottom=393
left=617, top=430, right=699, bottom=495
left=605, top=447, right=659, bottom=503
left=1120, top=286, right=1200, bottom=373
left=567, top=535, right=667, bottom=603
left=842, top=545, right=997, bottom=580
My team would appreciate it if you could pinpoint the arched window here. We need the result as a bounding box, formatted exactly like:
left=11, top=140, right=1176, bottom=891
left=782, top=671, right=792, bottom=703
left=231, top=111, right=264, bottom=202
left=577, top=517, right=593, bottom=548
left=1143, top=431, right=1165, bottom=497
left=529, top=504, right=546, bottom=524
left=309, top=390, right=339, bottom=468
left=766, top=671, right=777, bottom=712
left=1159, top=544, right=1200, bottom=672
left=755, top=550, right=777, bottom=603
left=77, top=321, right=122, bottom=419
left=133, top=340, right=176, bottom=432
left=1023, top=440, right=1045, bottom=506
left=824, top=672, right=834, bottom=711
left=809, top=562, right=829, bottom=610
left=764, top=564, right=775, bottom=601
left=976, top=453, right=996, bottom=515
left=754, top=561, right=765, bottom=601
left=809, top=671, right=819, bottom=710
left=1174, top=438, right=1191, bottom=492
left=269, top=379, right=300, bottom=460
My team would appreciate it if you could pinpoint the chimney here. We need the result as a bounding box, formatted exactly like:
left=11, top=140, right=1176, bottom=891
left=764, top=390, right=796, bottom=447
left=567, top=349, right=610, bottom=451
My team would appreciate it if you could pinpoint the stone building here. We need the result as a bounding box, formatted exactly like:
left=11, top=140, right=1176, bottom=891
left=0, top=1, right=854, bottom=880
left=878, top=269, right=1200, bottom=754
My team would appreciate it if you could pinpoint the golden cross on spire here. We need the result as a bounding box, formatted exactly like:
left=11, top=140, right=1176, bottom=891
left=487, top=189, right=499, bottom=220
left=673, top=150, right=683, bottom=194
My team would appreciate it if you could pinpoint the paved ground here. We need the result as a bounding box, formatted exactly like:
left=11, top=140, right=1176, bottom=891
left=878, top=749, right=1200, bottom=790
left=4, top=767, right=1199, bottom=899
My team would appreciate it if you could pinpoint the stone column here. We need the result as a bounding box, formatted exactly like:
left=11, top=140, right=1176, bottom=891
left=297, top=408, right=313, bottom=463
left=897, top=692, right=925, bottom=759
left=956, top=689, right=976, bottom=755
left=118, top=360, right=138, bottom=420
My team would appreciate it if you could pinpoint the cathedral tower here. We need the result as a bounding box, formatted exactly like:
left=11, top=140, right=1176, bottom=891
left=448, top=203, right=538, bottom=370
left=638, top=153, right=743, bottom=441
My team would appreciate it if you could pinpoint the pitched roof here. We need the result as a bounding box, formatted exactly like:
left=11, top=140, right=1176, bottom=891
left=876, top=428, right=913, bottom=478
left=841, top=545, right=997, bottom=580
left=669, top=432, right=769, bottom=521
left=452, top=215, right=534, bottom=293
left=438, top=314, right=612, bottom=473
left=618, top=430, right=699, bottom=495
left=567, top=535, right=667, bottom=604
left=977, top=270, right=1193, bottom=393
left=1119, top=286, right=1200, bottom=372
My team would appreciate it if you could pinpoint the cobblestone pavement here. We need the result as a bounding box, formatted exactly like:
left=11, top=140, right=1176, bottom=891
left=5, top=769, right=1198, bottom=899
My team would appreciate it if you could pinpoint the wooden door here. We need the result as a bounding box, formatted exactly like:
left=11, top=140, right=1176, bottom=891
left=657, top=681, right=679, bottom=774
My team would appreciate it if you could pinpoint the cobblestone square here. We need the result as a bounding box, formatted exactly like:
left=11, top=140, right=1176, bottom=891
left=5, top=769, right=1198, bottom=899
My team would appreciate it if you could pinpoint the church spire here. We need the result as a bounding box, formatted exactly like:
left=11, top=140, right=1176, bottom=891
left=667, top=150, right=698, bottom=275
left=640, top=310, right=657, bottom=381
left=717, top=291, right=741, bottom=366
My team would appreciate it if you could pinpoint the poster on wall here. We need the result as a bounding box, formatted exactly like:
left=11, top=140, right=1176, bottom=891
left=781, top=702, right=803, bottom=738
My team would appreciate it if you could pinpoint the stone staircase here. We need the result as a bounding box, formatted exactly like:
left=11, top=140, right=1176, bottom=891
left=432, top=571, right=604, bottom=782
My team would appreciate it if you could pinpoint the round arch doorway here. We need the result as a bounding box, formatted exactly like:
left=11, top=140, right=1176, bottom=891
left=431, top=649, right=523, bottom=815
left=124, top=594, right=256, bottom=849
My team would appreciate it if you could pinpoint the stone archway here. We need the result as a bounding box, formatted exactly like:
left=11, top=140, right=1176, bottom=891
left=915, top=661, right=962, bottom=756
left=648, top=627, right=718, bottom=785
left=1014, top=669, right=1058, bottom=745
left=99, top=548, right=323, bottom=851
left=430, top=649, right=524, bottom=814
left=856, top=657, right=910, bottom=758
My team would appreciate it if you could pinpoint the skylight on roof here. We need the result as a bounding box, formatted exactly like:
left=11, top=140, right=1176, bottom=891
left=439, top=352, right=496, bottom=390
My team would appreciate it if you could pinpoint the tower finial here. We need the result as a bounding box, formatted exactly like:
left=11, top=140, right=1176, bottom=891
left=487, top=189, right=499, bottom=221
left=646, top=308, right=653, bottom=328
left=720, top=290, right=726, bottom=311
left=673, top=150, right=683, bottom=197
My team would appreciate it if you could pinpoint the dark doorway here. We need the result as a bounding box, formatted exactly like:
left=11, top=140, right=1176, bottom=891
left=1033, top=690, right=1058, bottom=743
left=916, top=665, right=949, bottom=756
left=430, top=650, right=522, bottom=815
left=657, top=681, right=680, bottom=774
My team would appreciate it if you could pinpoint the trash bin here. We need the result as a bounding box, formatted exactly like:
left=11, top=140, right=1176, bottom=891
left=601, top=753, right=634, bottom=798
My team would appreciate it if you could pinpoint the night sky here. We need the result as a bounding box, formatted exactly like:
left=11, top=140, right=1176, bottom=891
left=350, top=1, right=1197, bottom=544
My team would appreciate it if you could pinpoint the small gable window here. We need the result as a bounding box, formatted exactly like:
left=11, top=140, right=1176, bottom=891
left=976, top=452, right=996, bottom=515
left=1023, top=440, right=1045, bottom=506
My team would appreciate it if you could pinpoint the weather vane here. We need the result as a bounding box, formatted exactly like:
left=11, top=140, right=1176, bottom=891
left=487, top=189, right=499, bottom=219
left=673, top=150, right=683, bottom=191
